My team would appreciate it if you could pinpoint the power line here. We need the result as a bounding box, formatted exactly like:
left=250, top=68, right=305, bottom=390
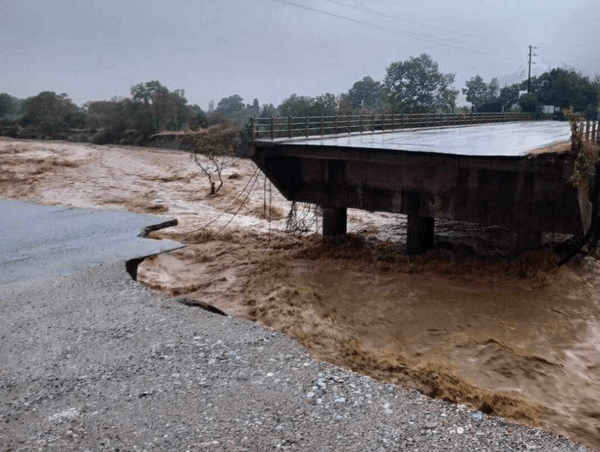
left=270, top=0, right=494, bottom=56
left=320, top=0, right=486, bottom=40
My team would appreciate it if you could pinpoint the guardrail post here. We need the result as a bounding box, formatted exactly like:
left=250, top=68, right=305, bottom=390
left=305, top=116, right=309, bottom=138
left=334, top=115, right=338, bottom=134
left=391, top=113, right=395, bottom=130
left=348, top=113, right=351, bottom=134
left=250, top=117, right=255, bottom=140
left=270, top=116, right=274, bottom=140
left=320, top=115, right=324, bottom=136
left=586, top=121, right=591, bottom=141
left=382, top=114, right=386, bottom=132
left=288, top=116, right=292, bottom=138
left=359, top=114, right=363, bottom=133
left=371, top=114, right=375, bottom=132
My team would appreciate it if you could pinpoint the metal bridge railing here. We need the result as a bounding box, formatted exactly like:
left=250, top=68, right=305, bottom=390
left=574, top=120, right=600, bottom=144
left=250, top=112, right=535, bottom=141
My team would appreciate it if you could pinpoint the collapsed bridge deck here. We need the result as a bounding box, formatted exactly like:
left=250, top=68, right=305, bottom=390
left=250, top=120, right=580, bottom=258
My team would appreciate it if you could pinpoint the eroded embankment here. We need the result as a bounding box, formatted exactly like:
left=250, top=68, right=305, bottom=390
left=3, top=137, right=599, bottom=450
left=137, top=229, right=600, bottom=450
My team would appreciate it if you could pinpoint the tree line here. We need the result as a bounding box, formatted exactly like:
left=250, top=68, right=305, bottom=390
left=1, top=53, right=599, bottom=145
left=463, top=68, right=600, bottom=118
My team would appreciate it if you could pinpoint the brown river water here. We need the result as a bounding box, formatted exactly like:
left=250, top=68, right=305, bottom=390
left=2, top=137, right=600, bottom=449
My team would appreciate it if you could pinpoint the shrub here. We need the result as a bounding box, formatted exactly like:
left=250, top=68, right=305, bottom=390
left=181, top=125, right=239, bottom=195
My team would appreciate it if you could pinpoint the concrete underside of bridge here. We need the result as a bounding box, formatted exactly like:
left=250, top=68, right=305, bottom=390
left=249, top=142, right=582, bottom=258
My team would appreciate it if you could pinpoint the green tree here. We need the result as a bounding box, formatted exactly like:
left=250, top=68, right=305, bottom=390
left=488, top=78, right=500, bottom=98
left=20, top=91, right=80, bottom=138
left=187, top=104, right=207, bottom=130
left=86, top=99, right=125, bottom=130
left=518, top=93, right=539, bottom=113
left=347, top=76, right=383, bottom=109
left=498, top=84, right=521, bottom=112
left=166, top=89, right=189, bottom=131
left=0, top=93, right=19, bottom=118
left=216, top=94, right=245, bottom=117
left=129, top=80, right=189, bottom=136
left=384, top=54, right=458, bottom=113
left=277, top=93, right=337, bottom=117
left=534, top=68, right=599, bottom=115
left=463, top=76, right=502, bottom=112
left=312, top=93, right=336, bottom=116
left=85, top=97, right=133, bottom=143
left=277, top=94, right=314, bottom=117
left=247, top=98, right=260, bottom=116
left=463, top=75, right=488, bottom=111
left=336, top=93, right=353, bottom=115
left=259, top=103, right=277, bottom=119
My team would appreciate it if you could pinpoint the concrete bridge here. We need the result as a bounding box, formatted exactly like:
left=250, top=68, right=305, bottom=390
left=249, top=114, right=582, bottom=258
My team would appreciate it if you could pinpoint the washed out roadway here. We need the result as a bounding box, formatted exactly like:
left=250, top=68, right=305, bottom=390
left=0, top=200, right=590, bottom=450
left=0, top=199, right=182, bottom=290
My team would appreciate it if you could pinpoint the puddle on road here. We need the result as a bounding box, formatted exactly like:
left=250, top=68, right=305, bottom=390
left=138, top=231, right=600, bottom=450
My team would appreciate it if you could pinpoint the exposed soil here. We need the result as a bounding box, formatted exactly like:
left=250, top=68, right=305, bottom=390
left=3, top=136, right=600, bottom=450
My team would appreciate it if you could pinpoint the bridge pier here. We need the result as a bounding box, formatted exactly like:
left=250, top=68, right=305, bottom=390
left=407, top=216, right=435, bottom=255
left=509, top=228, right=543, bottom=259
left=322, top=206, right=347, bottom=236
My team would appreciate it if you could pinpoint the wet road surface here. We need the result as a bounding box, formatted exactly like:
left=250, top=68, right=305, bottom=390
left=270, top=120, right=571, bottom=156
left=0, top=199, right=181, bottom=290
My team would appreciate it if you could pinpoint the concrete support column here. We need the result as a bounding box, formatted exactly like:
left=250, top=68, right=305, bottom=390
left=509, top=229, right=543, bottom=259
left=322, top=206, right=347, bottom=236
left=407, top=216, right=434, bottom=255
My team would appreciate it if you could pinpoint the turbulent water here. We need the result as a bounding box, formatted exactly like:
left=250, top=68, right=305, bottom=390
left=3, top=137, right=600, bottom=449
left=137, top=230, right=600, bottom=449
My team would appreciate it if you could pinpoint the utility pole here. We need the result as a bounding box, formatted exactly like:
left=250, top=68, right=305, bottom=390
left=527, top=45, right=536, bottom=94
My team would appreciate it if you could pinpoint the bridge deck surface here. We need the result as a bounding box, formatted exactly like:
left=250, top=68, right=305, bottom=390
left=262, top=121, right=571, bottom=157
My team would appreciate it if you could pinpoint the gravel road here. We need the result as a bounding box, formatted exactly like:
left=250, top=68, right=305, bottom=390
left=0, top=259, right=591, bottom=451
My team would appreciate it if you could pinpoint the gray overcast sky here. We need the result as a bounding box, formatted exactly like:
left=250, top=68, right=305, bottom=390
left=1, top=0, right=599, bottom=109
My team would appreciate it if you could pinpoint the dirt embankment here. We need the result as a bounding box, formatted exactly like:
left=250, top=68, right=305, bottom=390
left=3, top=136, right=600, bottom=450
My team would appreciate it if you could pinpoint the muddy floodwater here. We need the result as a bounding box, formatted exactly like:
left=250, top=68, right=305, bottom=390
left=2, top=137, right=600, bottom=449
left=138, top=232, right=600, bottom=449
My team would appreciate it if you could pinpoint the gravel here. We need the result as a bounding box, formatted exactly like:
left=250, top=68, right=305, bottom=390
left=0, top=262, right=592, bottom=451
